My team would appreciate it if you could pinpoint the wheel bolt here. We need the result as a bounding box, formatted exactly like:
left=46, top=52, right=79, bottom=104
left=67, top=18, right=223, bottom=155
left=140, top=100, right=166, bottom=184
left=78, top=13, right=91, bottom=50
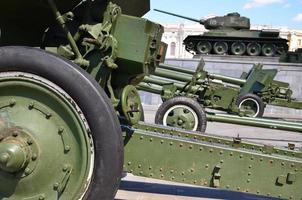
left=58, top=127, right=64, bottom=134
left=39, top=196, right=45, bottom=200
left=28, top=103, right=34, bottom=109
left=53, top=182, right=59, bottom=190
left=0, top=152, right=10, bottom=164
left=9, top=99, right=16, bottom=107
left=24, top=167, right=31, bottom=175
left=46, top=113, right=52, bottom=119
left=12, top=131, right=18, bottom=137
left=32, top=154, right=37, bottom=161
left=63, top=164, right=69, bottom=171
left=27, top=139, right=33, bottom=145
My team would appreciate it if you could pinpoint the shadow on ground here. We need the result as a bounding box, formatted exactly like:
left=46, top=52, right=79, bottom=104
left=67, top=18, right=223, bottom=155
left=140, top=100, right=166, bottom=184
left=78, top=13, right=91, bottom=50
left=117, top=180, right=278, bottom=200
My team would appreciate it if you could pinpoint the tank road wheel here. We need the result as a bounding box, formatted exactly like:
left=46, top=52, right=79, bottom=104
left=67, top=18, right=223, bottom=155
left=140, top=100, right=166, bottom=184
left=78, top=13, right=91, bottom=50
left=213, top=42, right=228, bottom=55
left=231, top=42, right=246, bottom=56
left=276, top=44, right=287, bottom=55
left=155, top=97, right=207, bottom=132
left=236, top=94, right=265, bottom=118
left=262, top=43, right=276, bottom=57
left=196, top=41, right=212, bottom=54
left=0, top=47, right=123, bottom=199
left=246, top=43, right=261, bottom=56
left=185, top=41, right=195, bottom=52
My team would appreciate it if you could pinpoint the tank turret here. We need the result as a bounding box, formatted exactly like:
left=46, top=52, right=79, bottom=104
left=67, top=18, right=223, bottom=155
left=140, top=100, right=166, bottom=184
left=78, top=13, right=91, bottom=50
left=154, top=9, right=250, bottom=30
left=154, top=9, right=288, bottom=57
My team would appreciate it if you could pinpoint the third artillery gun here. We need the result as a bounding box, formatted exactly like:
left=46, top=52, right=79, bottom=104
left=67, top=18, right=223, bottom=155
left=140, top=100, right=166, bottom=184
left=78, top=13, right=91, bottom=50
left=154, top=9, right=288, bottom=57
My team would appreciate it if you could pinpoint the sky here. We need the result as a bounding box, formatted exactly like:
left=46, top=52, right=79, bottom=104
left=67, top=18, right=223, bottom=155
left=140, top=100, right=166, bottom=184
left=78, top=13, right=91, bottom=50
left=143, top=0, right=302, bottom=29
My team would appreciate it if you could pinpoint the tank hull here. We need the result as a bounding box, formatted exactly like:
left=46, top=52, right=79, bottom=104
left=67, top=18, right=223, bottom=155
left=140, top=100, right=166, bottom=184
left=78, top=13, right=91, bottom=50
left=184, top=30, right=288, bottom=57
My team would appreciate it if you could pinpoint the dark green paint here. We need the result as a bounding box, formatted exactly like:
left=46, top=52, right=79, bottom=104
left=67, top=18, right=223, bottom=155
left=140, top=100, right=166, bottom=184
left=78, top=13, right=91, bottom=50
left=0, top=75, right=92, bottom=199
left=154, top=9, right=288, bottom=56
left=124, top=125, right=302, bottom=199
left=138, top=60, right=302, bottom=117
left=0, top=1, right=302, bottom=199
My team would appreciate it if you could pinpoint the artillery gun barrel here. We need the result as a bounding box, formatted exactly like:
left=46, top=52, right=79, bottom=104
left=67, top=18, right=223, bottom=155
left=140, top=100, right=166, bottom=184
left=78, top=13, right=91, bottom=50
left=207, top=113, right=302, bottom=133
left=137, top=82, right=163, bottom=95
left=143, top=76, right=186, bottom=89
left=158, top=63, right=246, bottom=86
left=208, top=73, right=246, bottom=86
left=154, top=68, right=204, bottom=84
left=214, top=113, right=302, bottom=127
left=159, top=63, right=195, bottom=75
left=154, top=9, right=202, bottom=24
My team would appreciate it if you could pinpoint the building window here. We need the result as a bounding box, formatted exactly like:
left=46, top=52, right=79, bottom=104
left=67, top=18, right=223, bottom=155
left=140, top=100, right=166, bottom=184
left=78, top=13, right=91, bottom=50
left=170, top=42, right=176, bottom=56
left=298, top=39, right=302, bottom=46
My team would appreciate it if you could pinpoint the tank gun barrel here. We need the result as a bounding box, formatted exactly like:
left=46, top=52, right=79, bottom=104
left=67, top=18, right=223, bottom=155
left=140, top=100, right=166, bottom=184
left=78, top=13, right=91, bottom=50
left=154, top=9, right=203, bottom=24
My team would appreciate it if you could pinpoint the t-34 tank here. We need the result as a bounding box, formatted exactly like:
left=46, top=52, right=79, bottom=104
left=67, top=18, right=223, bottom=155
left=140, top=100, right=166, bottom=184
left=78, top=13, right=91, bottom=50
left=154, top=9, right=288, bottom=57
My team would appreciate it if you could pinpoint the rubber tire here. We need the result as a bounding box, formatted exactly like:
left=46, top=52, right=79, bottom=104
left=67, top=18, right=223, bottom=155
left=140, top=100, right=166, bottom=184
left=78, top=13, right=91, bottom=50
left=236, top=93, right=265, bottom=118
left=231, top=42, right=246, bottom=56
left=246, top=43, right=261, bottom=56
left=155, top=97, right=207, bottom=132
left=262, top=44, right=276, bottom=57
left=0, top=46, right=123, bottom=200
left=213, top=42, right=228, bottom=55
left=196, top=41, right=212, bottom=54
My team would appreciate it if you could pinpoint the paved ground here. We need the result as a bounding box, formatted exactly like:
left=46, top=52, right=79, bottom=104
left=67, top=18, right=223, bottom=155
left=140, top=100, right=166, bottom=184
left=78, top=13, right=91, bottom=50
left=116, top=105, right=302, bottom=200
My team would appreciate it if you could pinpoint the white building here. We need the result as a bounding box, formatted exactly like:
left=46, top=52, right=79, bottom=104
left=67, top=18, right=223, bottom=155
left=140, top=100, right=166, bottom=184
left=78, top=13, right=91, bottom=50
left=161, top=22, right=302, bottom=58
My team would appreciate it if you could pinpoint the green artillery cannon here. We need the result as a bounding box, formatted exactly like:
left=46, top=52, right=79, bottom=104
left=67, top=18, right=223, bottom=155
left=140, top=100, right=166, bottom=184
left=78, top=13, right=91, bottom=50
left=138, top=59, right=302, bottom=131
left=0, top=1, right=302, bottom=200
left=154, top=9, right=288, bottom=57
left=280, top=48, right=302, bottom=63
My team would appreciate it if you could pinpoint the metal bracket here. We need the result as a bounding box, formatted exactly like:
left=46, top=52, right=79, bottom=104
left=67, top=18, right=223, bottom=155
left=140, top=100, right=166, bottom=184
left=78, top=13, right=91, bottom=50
left=211, top=165, right=222, bottom=188
left=54, top=165, right=73, bottom=197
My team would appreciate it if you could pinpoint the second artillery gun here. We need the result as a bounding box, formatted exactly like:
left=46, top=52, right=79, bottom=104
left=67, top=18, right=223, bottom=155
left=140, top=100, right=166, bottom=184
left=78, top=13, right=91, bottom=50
left=155, top=9, right=288, bottom=57
left=138, top=59, right=302, bottom=131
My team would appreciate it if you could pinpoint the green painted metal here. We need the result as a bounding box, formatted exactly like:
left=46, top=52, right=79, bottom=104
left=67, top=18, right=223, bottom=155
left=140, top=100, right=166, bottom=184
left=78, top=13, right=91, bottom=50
left=0, top=141, right=29, bottom=173
left=279, top=48, right=302, bottom=63
left=154, top=9, right=288, bottom=56
left=207, top=113, right=302, bottom=133
left=1, top=0, right=302, bottom=199
left=139, top=60, right=302, bottom=117
left=133, top=122, right=302, bottom=159
left=163, top=105, right=198, bottom=130
left=0, top=0, right=150, bottom=46
left=120, top=85, right=143, bottom=125
left=0, top=74, right=93, bottom=199
left=124, top=123, right=302, bottom=199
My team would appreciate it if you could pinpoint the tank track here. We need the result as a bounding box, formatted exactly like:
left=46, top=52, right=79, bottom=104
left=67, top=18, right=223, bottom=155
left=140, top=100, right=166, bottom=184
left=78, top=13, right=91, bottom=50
left=184, top=36, right=288, bottom=57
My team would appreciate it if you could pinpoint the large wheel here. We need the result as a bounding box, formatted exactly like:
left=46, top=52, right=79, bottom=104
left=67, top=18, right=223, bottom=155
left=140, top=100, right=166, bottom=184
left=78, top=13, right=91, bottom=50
left=246, top=43, right=261, bottom=56
left=196, top=41, right=212, bottom=54
left=236, top=93, right=265, bottom=118
left=185, top=41, right=195, bottom=52
left=0, top=47, right=123, bottom=199
left=262, top=43, right=276, bottom=57
left=231, top=42, right=246, bottom=56
left=155, top=97, right=207, bottom=132
left=276, top=44, right=287, bottom=55
left=213, top=42, right=228, bottom=55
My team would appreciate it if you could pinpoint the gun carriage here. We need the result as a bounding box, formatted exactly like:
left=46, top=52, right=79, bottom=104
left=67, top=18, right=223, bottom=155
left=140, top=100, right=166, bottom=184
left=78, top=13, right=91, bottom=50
left=0, top=1, right=301, bottom=199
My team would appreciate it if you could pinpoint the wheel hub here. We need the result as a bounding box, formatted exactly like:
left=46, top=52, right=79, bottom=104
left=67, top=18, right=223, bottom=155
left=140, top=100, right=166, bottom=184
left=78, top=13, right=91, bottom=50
left=164, top=105, right=198, bottom=131
left=0, top=140, right=28, bottom=173
left=0, top=72, right=93, bottom=199
left=0, top=127, right=39, bottom=176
